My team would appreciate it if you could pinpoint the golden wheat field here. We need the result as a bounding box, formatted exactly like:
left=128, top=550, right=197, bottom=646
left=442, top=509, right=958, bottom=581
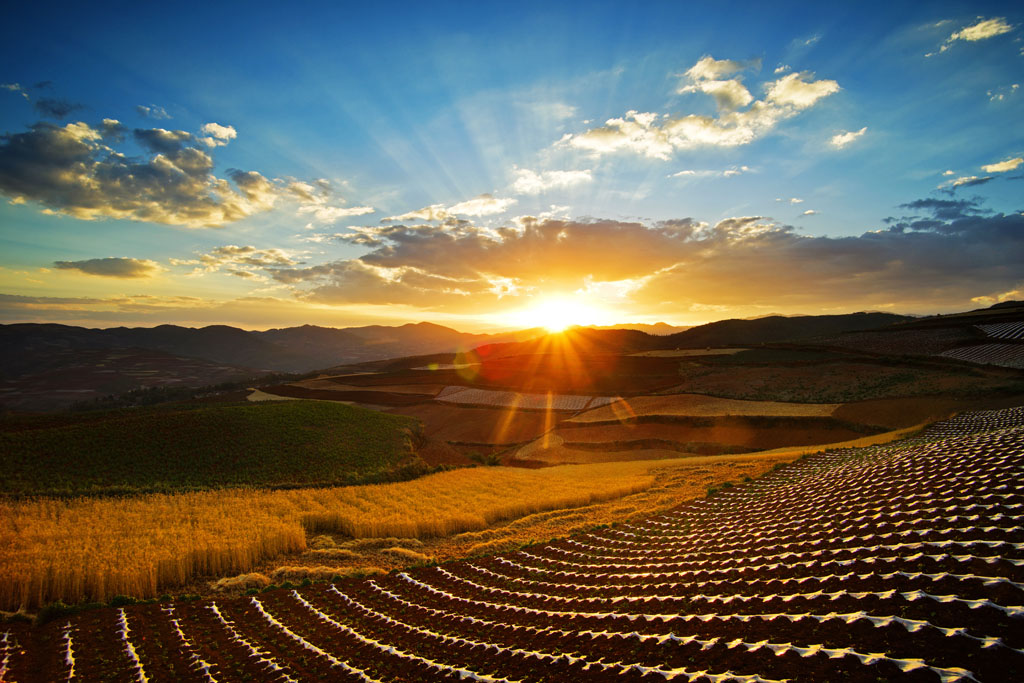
left=0, top=460, right=663, bottom=610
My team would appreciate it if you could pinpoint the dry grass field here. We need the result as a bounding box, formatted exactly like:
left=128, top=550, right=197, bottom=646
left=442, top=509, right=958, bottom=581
left=0, top=460, right=667, bottom=610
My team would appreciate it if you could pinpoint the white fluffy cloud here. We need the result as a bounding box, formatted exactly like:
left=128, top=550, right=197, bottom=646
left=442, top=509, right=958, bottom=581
left=511, top=168, right=592, bottom=195
left=830, top=126, right=867, bottom=148
left=765, top=73, right=840, bottom=108
left=670, top=166, right=750, bottom=179
left=383, top=194, right=516, bottom=223
left=199, top=122, right=237, bottom=147
left=448, top=194, right=516, bottom=216
left=931, top=17, right=1014, bottom=55
left=981, top=157, right=1023, bottom=173
left=561, top=56, right=839, bottom=160
left=285, top=179, right=374, bottom=228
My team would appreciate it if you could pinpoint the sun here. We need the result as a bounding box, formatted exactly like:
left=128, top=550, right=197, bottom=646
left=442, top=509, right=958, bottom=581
left=502, top=296, right=617, bottom=332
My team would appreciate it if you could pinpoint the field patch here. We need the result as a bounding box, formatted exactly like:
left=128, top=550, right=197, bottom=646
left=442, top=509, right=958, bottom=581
left=554, top=417, right=875, bottom=451
left=0, top=401, right=425, bottom=496
left=668, top=360, right=1024, bottom=402
left=388, top=403, right=553, bottom=445
left=567, top=393, right=837, bottom=423
left=292, top=378, right=446, bottom=395
left=434, top=385, right=618, bottom=412
left=260, top=383, right=428, bottom=406
left=628, top=348, right=749, bottom=357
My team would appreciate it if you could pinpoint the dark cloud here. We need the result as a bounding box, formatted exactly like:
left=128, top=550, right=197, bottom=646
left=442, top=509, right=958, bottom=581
left=133, top=127, right=192, bottom=154
left=34, top=97, right=86, bottom=119
left=53, top=257, right=160, bottom=278
left=135, top=104, right=170, bottom=120
left=898, top=198, right=985, bottom=221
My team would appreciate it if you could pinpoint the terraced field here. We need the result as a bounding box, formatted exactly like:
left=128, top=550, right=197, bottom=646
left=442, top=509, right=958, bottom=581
left=3, top=407, right=1021, bottom=681
left=940, top=344, right=1024, bottom=370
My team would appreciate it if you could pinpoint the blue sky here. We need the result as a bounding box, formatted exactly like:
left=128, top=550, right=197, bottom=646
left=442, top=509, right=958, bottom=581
left=0, top=1, right=1021, bottom=330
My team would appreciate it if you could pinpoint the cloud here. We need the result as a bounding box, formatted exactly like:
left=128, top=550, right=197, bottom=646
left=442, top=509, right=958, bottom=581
left=0, top=117, right=365, bottom=228
left=136, top=104, right=170, bottom=120
left=561, top=57, right=839, bottom=159
left=448, top=194, right=517, bottom=216
left=33, top=97, right=85, bottom=119
left=802, top=209, right=817, bottom=216
left=52, top=257, right=162, bottom=278
left=680, top=78, right=754, bottom=112
left=942, top=170, right=956, bottom=176
left=684, top=56, right=758, bottom=81
left=264, top=198, right=1024, bottom=318
left=2, top=83, right=85, bottom=118
left=678, top=56, right=761, bottom=112
left=2, top=83, right=30, bottom=101
left=830, top=126, right=867, bottom=148
left=133, top=127, right=193, bottom=153
left=776, top=197, right=803, bottom=204
left=284, top=179, right=374, bottom=227
left=765, top=73, right=840, bottom=108
left=511, top=168, right=593, bottom=194
left=170, top=244, right=299, bottom=278
left=0, top=120, right=269, bottom=226
left=0, top=291, right=347, bottom=328
left=670, top=165, right=751, bottom=179
left=988, top=84, right=1020, bottom=102
left=931, top=17, right=1014, bottom=55
left=981, top=157, right=1023, bottom=173
left=382, top=205, right=452, bottom=223
left=199, top=122, right=236, bottom=147
left=939, top=175, right=995, bottom=192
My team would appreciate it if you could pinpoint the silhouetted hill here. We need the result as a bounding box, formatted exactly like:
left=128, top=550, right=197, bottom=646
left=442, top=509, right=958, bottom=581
left=660, top=312, right=914, bottom=348
left=593, top=322, right=691, bottom=335
left=0, top=321, right=544, bottom=379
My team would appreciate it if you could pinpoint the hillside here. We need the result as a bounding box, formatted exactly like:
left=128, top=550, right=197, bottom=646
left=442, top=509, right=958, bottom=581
left=2, top=407, right=1021, bottom=680
left=0, top=401, right=426, bottom=496
left=659, top=311, right=913, bottom=348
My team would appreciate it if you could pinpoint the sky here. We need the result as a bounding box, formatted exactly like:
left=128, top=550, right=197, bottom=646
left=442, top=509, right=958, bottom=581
left=0, top=1, right=1021, bottom=332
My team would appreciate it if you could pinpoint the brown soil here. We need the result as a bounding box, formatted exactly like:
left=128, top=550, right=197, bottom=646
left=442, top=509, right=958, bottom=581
left=568, top=393, right=837, bottom=422
left=415, top=438, right=474, bottom=466
left=667, top=360, right=1023, bottom=403
left=388, top=403, right=554, bottom=444
left=834, top=394, right=1024, bottom=429
left=553, top=419, right=872, bottom=451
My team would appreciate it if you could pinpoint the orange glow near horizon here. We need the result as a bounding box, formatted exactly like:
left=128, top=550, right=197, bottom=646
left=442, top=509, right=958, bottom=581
left=500, top=295, right=619, bottom=333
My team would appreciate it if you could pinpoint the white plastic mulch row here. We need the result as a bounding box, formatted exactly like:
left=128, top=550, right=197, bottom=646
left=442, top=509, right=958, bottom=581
left=939, top=343, right=1024, bottom=369
left=977, top=322, right=1024, bottom=341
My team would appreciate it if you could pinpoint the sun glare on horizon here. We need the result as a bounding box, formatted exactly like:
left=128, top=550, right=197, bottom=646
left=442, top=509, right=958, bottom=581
left=501, top=296, right=619, bottom=333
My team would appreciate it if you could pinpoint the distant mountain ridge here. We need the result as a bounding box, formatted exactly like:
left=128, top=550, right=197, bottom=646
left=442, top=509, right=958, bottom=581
left=0, top=322, right=542, bottom=378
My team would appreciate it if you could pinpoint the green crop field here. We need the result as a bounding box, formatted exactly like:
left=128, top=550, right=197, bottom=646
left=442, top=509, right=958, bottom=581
left=0, top=401, right=427, bottom=496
